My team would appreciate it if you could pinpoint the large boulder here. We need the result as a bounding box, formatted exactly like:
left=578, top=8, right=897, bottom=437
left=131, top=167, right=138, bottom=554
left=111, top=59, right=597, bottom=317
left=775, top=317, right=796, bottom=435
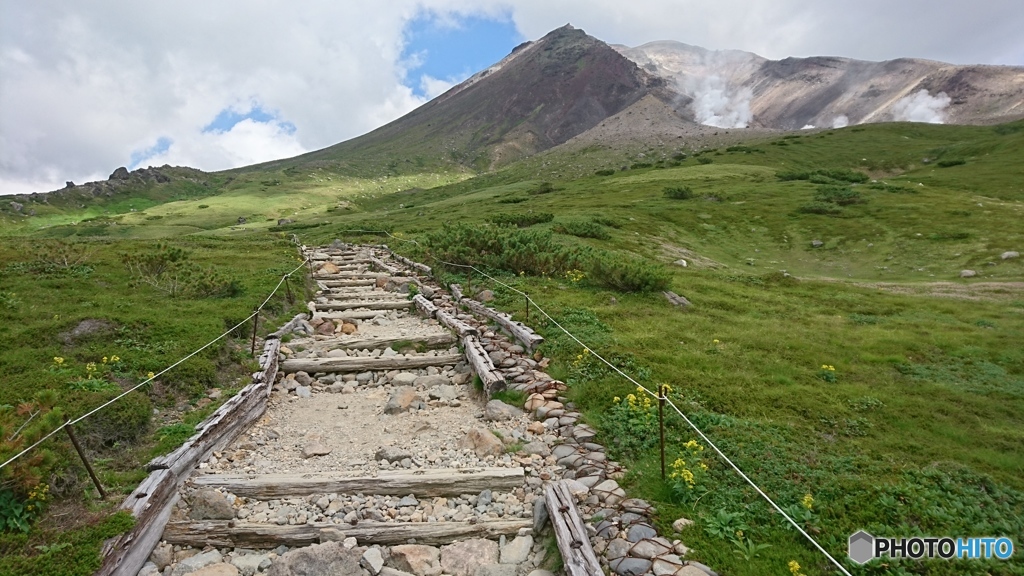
left=457, top=429, right=504, bottom=458
left=484, top=400, right=523, bottom=421
left=109, top=166, right=130, bottom=180
left=440, top=539, right=498, bottom=576
left=384, top=387, right=422, bottom=414
left=319, top=261, right=341, bottom=274
left=189, top=489, right=234, bottom=520
left=266, top=542, right=362, bottom=576
left=388, top=545, right=441, bottom=576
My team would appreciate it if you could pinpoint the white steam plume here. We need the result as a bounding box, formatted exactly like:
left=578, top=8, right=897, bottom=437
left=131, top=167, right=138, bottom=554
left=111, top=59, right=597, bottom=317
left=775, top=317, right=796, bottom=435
left=801, top=124, right=815, bottom=130
left=832, top=115, right=849, bottom=128
left=689, top=75, right=753, bottom=128
left=892, top=90, right=951, bottom=123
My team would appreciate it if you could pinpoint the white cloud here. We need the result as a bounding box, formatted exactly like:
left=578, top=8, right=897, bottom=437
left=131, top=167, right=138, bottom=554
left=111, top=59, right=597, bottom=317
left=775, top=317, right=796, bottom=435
left=419, top=75, right=459, bottom=99
left=1, top=0, right=1021, bottom=195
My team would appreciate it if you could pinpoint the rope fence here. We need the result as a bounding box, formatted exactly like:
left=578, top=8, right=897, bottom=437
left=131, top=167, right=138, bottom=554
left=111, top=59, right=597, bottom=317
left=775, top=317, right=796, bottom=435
left=0, top=257, right=310, bottom=473
left=328, top=228, right=854, bottom=576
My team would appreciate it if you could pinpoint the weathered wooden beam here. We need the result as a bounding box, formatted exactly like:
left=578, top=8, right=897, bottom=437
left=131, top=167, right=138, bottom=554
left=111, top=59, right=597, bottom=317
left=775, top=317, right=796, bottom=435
left=461, top=298, right=544, bottom=352
left=315, top=273, right=386, bottom=280
left=449, top=284, right=464, bottom=302
left=369, top=256, right=401, bottom=275
left=314, top=300, right=412, bottom=312
left=97, top=338, right=281, bottom=576
left=326, top=333, right=455, bottom=351
left=322, top=291, right=398, bottom=301
left=321, top=279, right=378, bottom=287
left=544, top=481, right=603, bottom=576
left=436, top=309, right=478, bottom=337
left=319, top=311, right=395, bottom=321
left=280, top=353, right=462, bottom=373
left=391, top=253, right=432, bottom=274
left=413, top=294, right=438, bottom=318
left=192, top=467, right=525, bottom=499
left=462, top=335, right=505, bottom=394
left=163, top=519, right=533, bottom=548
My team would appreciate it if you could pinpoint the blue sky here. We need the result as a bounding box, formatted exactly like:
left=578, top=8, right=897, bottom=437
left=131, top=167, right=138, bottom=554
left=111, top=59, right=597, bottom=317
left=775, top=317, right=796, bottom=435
left=401, top=12, right=524, bottom=97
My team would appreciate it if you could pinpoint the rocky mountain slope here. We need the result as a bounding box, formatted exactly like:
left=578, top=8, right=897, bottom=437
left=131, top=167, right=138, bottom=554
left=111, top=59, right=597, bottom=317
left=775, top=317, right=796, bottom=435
left=615, top=40, right=1024, bottom=130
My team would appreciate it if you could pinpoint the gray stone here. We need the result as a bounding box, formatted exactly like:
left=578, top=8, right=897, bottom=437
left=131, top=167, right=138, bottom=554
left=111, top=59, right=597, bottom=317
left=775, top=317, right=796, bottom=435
left=189, top=489, right=234, bottom=520
left=171, top=550, right=224, bottom=576
left=326, top=383, right=346, bottom=393
left=414, top=375, right=448, bottom=388
left=811, top=240, right=823, bottom=248
left=606, top=538, right=631, bottom=560
left=521, top=441, right=549, bottom=456
left=293, top=371, right=313, bottom=386
left=532, top=498, right=548, bottom=534
left=389, top=544, right=441, bottom=576
left=672, top=517, right=694, bottom=532
left=1001, top=251, right=1020, bottom=260
left=629, top=538, right=671, bottom=559
left=230, top=554, right=271, bottom=576
left=651, top=555, right=684, bottom=576
left=295, top=386, right=311, bottom=398
left=137, top=562, right=159, bottom=576
left=189, top=564, right=238, bottom=576
left=380, top=569, right=416, bottom=576
left=484, top=400, right=523, bottom=421
left=428, top=385, right=459, bottom=401
left=362, top=548, right=385, bottom=575
left=150, top=543, right=174, bottom=571
left=266, top=542, right=362, bottom=576
left=960, top=269, right=977, bottom=278
left=398, top=495, right=419, bottom=507
left=473, top=566, right=515, bottom=576
left=610, top=557, right=652, bottom=576
left=356, top=371, right=373, bottom=383
left=375, top=446, right=412, bottom=463
left=384, top=387, right=421, bottom=414
left=301, top=441, right=332, bottom=458
left=686, top=561, right=719, bottom=576
left=440, top=538, right=499, bottom=576
left=477, top=290, right=495, bottom=302
left=499, top=535, right=533, bottom=564
left=457, top=429, right=503, bottom=458
left=627, top=524, right=657, bottom=543
left=392, top=372, right=418, bottom=385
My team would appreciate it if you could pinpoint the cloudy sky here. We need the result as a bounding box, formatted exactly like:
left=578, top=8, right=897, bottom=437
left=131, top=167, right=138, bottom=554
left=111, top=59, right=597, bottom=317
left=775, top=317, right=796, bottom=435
left=1, top=1, right=1021, bottom=195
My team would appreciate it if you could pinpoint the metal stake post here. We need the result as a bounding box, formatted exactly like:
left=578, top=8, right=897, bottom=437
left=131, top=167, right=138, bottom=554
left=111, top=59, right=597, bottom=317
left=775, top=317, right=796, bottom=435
left=250, top=309, right=260, bottom=357
left=659, top=384, right=667, bottom=480
left=284, top=274, right=293, bottom=303
left=525, top=294, right=529, bottom=322
left=63, top=416, right=106, bottom=499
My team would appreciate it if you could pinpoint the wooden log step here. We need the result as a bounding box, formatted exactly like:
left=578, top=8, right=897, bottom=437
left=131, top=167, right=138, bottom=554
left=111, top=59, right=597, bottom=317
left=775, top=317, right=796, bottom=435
left=326, top=333, right=455, bottom=351
left=191, top=467, right=525, bottom=499
left=461, top=298, right=544, bottom=352
left=450, top=284, right=464, bottom=302
left=163, top=519, right=533, bottom=548
left=436, top=309, right=478, bottom=337
left=545, top=480, right=602, bottom=576
left=323, top=291, right=399, bottom=301
left=463, top=335, right=505, bottom=393
left=280, top=353, right=463, bottom=373
left=391, top=253, right=432, bottom=274
left=322, top=279, right=378, bottom=287
left=319, top=311, right=401, bottom=321
left=315, top=273, right=386, bottom=280
left=369, top=256, right=401, bottom=275
left=315, top=301, right=412, bottom=312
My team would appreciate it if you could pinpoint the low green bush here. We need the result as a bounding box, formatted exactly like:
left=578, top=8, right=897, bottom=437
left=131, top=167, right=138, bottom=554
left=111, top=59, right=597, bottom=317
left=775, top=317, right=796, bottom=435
left=63, top=390, right=151, bottom=450
left=594, top=169, right=616, bottom=176
left=798, top=202, right=844, bottom=215
left=554, top=220, right=610, bottom=240
left=582, top=252, right=670, bottom=292
left=937, top=158, right=966, bottom=167
left=487, top=212, right=554, bottom=228
left=814, top=185, right=865, bottom=206
left=664, top=186, right=695, bottom=200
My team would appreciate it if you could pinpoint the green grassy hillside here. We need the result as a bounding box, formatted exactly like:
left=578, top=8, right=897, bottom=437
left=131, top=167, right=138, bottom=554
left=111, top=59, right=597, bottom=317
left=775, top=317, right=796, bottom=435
left=0, top=119, right=1021, bottom=574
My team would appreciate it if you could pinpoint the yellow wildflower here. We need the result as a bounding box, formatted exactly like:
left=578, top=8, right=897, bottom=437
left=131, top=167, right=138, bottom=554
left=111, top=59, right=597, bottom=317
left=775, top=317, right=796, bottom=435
left=801, top=493, right=814, bottom=510
left=788, top=560, right=801, bottom=575
left=111, top=355, right=120, bottom=363
left=613, top=396, right=621, bottom=403
left=713, top=339, right=720, bottom=344
left=147, top=372, right=156, bottom=379
left=53, top=357, right=64, bottom=365
left=85, top=362, right=96, bottom=373
left=102, top=356, right=108, bottom=364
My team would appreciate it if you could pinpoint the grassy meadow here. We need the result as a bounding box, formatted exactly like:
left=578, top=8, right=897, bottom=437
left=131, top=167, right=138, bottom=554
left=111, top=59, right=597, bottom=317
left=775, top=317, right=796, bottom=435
left=0, top=119, right=1021, bottom=574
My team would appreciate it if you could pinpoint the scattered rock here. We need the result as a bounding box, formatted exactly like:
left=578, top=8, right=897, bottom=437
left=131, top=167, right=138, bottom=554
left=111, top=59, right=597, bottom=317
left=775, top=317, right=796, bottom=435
left=384, top=387, right=421, bottom=414
left=610, top=557, right=652, bottom=576
left=672, top=517, right=694, bottom=532
left=440, top=539, right=499, bottom=576
left=301, top=441, right=332, bottom=458
left=960, top=269, right=977, bottom=278
left=389, top=544, right=441, bottom=576
left=1001, top=251, right=1019, bottom=260
left=663, top=291, right=691, bottom=307
left=315, top=320, right=335, bottom=336
left=230, top=554, right=270, bottom=576
left=295, top=386, right=311, bottom=398
left=189, top=489, right=234, bottom=520
left=375, top=446, right=412, bottom=463
left=362, top=548, right=385, bottom=575
left=150, top=543, right=174, bottom=571
left=171, top=550, right=224, bottom=576
left=266, top=542, right=362, bottom=576
left=320, top=262, right=341, bottom=274
left=138, top=562, right=159, bottom=576
left=58, top=318, right=114, bottom=345
left=811, top=240, right=823, bottom=248
left=457, top=428, right=504, bottom=458
left=484, top=400, right=523, bottom=421
left=190, top=564, right=239, bottom=576
left=477, top=290, right=495, bottom=302
left=341, top=322, right=358, bottom=334
left=673, top=259, right=688, bottom=267
left=499, top=535, right=533, bottom=564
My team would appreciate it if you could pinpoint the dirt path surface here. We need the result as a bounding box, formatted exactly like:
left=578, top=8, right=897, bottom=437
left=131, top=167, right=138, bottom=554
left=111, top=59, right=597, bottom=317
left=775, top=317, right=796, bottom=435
left=142, top=244, right=710, bottom=576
